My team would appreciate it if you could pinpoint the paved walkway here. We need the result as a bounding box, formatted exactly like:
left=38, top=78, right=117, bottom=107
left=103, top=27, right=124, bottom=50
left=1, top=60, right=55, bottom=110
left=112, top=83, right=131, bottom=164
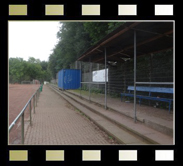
left=24, top=85, right=114, bottom=145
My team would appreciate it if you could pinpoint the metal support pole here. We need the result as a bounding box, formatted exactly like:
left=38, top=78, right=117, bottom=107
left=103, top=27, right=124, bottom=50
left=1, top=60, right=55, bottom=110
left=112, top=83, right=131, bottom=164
left=97, top=63, right=100, bottom=89
left=105, top=47, right=107, bottom=110
left=134, top=30, right=137, bottom=123
left=37, top=90, right=38, bottom=99
left=136, top=82, right=173, bottom=85
left=89, top=58, right=91, bottom=101
left=29, top=100, right=32, bottom=126
left=36, top=90, right=37, bottom=106
left=89, top=60, right=92, bottom=100
left=38, top=88, right=39, bottom=98
left=80, top=61, right=82, bottom=98
left=33, top=95, right=35, bottom=113
left=21, top=113, right=24, bottom=144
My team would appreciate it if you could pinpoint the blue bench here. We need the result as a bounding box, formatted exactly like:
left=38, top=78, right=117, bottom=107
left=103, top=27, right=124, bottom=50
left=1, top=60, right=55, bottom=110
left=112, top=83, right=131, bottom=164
left=121, top=86, right=173, bottom=113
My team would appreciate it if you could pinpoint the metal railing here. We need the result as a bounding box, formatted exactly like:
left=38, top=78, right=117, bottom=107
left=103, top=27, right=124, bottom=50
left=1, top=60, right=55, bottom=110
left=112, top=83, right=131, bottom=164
left=9, top=85, right=42, bottom=144
left=80, top=82, right=106, bottom=101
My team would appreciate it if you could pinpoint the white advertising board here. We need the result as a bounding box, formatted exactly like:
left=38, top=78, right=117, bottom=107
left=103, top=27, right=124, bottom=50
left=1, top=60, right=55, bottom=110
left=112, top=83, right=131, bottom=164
left=92, top=69, right=108, bottom=82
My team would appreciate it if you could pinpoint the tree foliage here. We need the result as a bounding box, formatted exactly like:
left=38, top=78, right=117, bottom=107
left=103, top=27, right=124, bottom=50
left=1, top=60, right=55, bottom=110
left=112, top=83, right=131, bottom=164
left=83, top=22, right=124, bottom=44
left=9, top=22, right=125, bottom=82
left=48, top=22, right=124, bottom=78
left=9, top=57, right=51, bottom=83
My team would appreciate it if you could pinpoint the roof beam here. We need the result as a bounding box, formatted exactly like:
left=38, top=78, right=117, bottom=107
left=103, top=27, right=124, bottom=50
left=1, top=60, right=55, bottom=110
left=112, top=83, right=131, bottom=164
left=138, top=47, right=173, bottom=57
left=77, top=22, right=140, bottom=61
left=93, top=30, right=173, bottom=63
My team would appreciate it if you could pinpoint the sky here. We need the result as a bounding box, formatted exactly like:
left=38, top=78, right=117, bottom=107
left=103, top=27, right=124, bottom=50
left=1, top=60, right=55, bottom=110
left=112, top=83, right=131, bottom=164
left=8, top=21, right=61, bottom=62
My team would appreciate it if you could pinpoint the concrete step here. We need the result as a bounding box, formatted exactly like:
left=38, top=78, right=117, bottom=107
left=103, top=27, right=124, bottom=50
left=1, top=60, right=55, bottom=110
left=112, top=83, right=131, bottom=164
left=49, top=86, right=150, bottom=144
left=66, top=90, right=173, bottom=137
left=49, top=85, right=173, bottom=145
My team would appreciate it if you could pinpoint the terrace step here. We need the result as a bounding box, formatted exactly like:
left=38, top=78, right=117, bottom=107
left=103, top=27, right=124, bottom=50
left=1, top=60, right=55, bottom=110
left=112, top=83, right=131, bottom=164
left=49, top=84, right=173, bottom=145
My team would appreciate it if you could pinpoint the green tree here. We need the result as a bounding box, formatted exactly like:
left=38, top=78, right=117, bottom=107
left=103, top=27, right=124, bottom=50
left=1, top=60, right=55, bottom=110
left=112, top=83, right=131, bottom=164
left=26, top=61, right=42, bottom=80
left=83, top=22, right=124, bottom=44
left=48, top=22, right=92, bottom=78
left=9, top=57, right=51, bottom=83
left=83, top=22, right=109, bottom=44
left=40, top=61, right=48, bottom=71
left=47, top=22, right=125, bottom=78
left=48, top=53, right=58, bottom=79
left=40, top=61, right=51, bottom=82
left=9, top=57, right=27, bottom=83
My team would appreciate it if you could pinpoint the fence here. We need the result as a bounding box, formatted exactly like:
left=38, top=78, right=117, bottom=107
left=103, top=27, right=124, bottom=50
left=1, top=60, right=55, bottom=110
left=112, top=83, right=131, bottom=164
left=69, top=49, right=173, bottom=111
left=9, top=84, right=43, bottom=144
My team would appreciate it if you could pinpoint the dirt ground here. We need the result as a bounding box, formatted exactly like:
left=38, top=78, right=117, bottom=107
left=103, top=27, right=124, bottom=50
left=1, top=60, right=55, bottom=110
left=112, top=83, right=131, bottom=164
left=8, top=84, right=40, bottom=144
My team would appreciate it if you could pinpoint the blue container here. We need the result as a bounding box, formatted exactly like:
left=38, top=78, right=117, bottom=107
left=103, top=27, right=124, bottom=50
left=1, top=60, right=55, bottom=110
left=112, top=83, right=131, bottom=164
left=58, top=69, right=81, bottom=90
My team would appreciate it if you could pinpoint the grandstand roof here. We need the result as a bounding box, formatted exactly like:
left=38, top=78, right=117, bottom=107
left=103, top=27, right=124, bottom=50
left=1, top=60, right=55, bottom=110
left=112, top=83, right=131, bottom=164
left=77, top=21, right=173, bottom=64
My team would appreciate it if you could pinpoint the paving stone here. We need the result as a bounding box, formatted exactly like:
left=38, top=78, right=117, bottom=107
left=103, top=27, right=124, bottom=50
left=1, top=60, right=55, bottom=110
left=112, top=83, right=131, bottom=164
left=24, top=85, right=113, bottom=145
